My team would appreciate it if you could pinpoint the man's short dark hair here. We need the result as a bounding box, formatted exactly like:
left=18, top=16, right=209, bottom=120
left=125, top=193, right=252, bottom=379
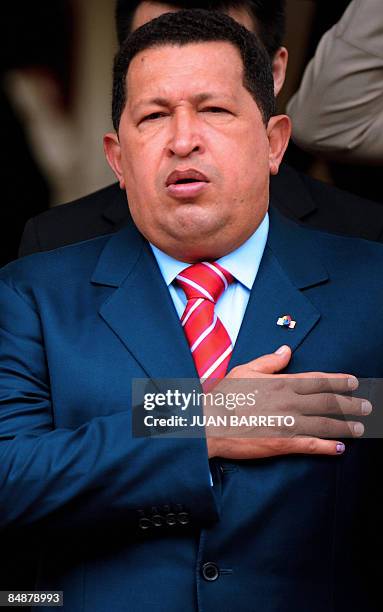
left=115, top=0, right=286, bottom=58
left=112, top=9, right=276, bottom=132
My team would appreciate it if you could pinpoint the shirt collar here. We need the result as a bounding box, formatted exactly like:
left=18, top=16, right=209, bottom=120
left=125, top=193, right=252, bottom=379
left=150, top=212, right=269, bottom=290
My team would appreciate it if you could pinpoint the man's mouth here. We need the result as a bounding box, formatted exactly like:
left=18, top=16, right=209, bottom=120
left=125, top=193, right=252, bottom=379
left=165, top=169, right=210, bottom=199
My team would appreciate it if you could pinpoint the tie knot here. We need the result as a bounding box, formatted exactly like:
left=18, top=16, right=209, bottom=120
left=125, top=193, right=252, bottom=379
left=176, top=261, right=234, bottom=303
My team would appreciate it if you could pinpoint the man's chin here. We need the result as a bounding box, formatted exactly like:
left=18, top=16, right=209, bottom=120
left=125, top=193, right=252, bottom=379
left=154, top=225, right=231, bottom=262
left=170, top=205, right=225, bottom=232
left=169, top=220, right=226, bottom=245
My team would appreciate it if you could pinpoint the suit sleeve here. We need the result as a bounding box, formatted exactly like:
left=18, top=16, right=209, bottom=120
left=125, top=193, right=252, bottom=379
left=0, top=280, right=219, bottom=533
left=18, top=217, right=41, bottom=258
left=287, top=0, right=383, bottom=164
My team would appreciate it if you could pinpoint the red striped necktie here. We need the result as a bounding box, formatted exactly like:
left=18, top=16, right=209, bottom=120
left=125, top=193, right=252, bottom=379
left=176, top=262, right=234, bottom=391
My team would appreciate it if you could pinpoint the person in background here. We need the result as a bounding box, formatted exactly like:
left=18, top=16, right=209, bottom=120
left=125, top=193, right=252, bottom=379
left=287, top=0, right=383, bottom=165
left=287, top=0, right=383, bottom=205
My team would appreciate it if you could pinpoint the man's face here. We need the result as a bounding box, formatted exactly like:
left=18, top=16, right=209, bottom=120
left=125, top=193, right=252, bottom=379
left=131, top=1, right=288, bottom=95
left=105, top=41, right=290, bottom=261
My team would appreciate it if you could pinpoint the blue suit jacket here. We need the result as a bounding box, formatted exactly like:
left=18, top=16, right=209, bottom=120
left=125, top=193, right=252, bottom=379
left=0, top=207, right=382, bottom=612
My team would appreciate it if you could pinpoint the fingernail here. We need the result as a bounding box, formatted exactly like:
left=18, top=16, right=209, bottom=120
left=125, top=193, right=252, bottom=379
left=353, top=422, right=364, bottom=436
left=361, top=401, right=372, bottom=415
left=336, top=443, right=345, bottom=454
left=275, top=345, right=289, bottom=355
left=348, top=376, right=359, bottom=390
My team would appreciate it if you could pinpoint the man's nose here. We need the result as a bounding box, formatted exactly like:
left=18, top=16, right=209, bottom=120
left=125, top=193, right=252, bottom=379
left=167, top=109, right=204, bottom=158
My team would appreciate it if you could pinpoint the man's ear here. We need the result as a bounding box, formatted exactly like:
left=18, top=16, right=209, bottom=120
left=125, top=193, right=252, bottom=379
left=267, top=114, right=291, bottom=175
left=272, top=46, right=288, bottom=96
left=103, top=132, right=126, bottom=189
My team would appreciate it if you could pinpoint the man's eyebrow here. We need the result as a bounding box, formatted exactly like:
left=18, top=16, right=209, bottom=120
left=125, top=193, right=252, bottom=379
left=134, top=92, right=235, bottom=108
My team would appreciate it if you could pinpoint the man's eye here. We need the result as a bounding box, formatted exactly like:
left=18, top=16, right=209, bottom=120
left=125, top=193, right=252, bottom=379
left=201, top=107, right=228, bottom=114
left=141, top=112, right=167, bottom=123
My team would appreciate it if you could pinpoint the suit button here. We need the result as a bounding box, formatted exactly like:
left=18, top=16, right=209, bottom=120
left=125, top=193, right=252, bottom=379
left=138, top=517, right=152, bottom=530
left=166, top=512, right=177, bottom=526
left=202, top=562, right=219, bottom=581
left=152, top=514, right=164, bottom=527
left=177, top=511, right=190, bottom=525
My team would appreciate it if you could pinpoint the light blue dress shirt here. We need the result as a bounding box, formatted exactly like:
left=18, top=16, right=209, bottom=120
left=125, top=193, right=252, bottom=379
left=150, top=212, right=269, bottom=344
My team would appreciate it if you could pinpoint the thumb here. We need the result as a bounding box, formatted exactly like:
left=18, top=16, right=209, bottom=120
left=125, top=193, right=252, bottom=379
left=251, top=345, right=292, bottom=374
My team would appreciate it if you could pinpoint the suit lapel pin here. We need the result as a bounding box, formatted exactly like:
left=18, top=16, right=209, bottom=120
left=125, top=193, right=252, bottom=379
left=277, top=314, right=296, bottom=329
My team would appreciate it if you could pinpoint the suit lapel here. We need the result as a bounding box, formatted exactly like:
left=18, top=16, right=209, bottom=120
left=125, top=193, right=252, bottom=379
left=229, top=207, right=328, bottom=369
left=92, top=223, right=197, bottom=381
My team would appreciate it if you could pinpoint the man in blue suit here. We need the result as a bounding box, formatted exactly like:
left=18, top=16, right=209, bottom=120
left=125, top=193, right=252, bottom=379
left=0, top=10, right=382, bottom=612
